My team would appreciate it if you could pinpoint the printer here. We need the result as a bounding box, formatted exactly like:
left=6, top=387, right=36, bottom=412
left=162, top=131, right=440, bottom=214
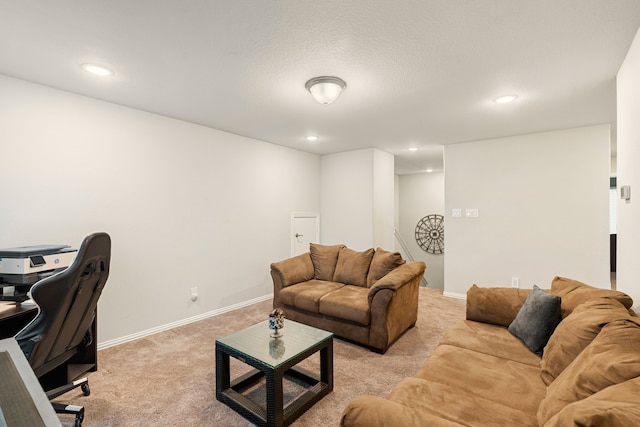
left=0, top=244, right=77, bottom=302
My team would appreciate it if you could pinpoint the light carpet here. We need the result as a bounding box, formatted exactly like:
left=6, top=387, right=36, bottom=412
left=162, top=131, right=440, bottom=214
left=55, top=287, right=465, bottom=426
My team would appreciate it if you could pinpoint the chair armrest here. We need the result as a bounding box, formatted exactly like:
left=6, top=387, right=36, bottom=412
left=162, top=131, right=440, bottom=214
left=368, top=261, right=426, bottom=306
left=341, top=395, right=463, bottom=427
left=466, top=285, right=535, bottom=327
left=270, top=252, right=314, bottom=308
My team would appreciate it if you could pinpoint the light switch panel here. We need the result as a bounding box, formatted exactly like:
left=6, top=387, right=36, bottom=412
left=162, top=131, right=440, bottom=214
left=466, top=208, right=479, bottom=217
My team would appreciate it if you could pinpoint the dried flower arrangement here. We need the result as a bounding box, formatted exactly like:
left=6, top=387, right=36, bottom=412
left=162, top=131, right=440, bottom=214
left=268, top=308, right=285, bottom=338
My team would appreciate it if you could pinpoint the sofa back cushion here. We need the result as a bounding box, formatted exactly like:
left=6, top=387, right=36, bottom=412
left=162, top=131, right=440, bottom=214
left=310, top=243, right=345, bottom=281
left=333, top=247, right=374, bottom=287
left=540, top=297, right=632, bottom=386
left=544, top=378, right=640, bottom=427
left=551, top=276, right=634, bottom=318
left=366, top=248, right=405, bottom=287
left=543, top=377, right=640, bottom=427
left=537, top=318, right=640, bottom=425
left=466, top=285, right=532, bottom=327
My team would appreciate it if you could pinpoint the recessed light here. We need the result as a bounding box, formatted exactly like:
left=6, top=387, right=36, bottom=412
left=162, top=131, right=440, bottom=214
left=82, top=63, right=114, bottom=77
left=408, top=147, right=418, bottom=152
left=426, top=169, right=433, bottom=173
left=306, top=135, right=319, bottom=142
left=493, top=95, right=518, bottom=104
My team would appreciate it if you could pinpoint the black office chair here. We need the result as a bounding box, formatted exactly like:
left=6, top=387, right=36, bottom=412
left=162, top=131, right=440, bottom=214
left=15, top=232, right=111, bottom=427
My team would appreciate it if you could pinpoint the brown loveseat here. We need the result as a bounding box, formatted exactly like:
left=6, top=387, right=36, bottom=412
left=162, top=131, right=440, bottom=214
left=270, top=244, right=426, bottom=353
left=341, top=276, right=640, bottom=426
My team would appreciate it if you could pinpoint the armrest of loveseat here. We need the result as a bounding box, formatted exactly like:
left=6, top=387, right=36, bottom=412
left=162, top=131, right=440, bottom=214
left=270, top=252, right=314, bottom=308
left=465, top=284, right=534, bottom=327
left=367, top=261, right=426, bottom=305
left=341, top=395, right=463, bottom=427
left=367, top=261, right=426, bottom=352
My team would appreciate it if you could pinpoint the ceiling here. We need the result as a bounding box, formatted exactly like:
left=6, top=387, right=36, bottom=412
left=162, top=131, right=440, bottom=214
left=1, top=1, right=639, bottom=175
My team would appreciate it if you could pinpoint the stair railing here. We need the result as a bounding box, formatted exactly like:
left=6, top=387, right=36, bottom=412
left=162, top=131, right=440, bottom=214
left=394, top=228, right=428, bottom=287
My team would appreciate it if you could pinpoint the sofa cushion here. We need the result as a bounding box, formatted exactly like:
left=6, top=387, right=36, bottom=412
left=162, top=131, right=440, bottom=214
left=537, top=318, right=640, bottom=425
left=366, top=248, right=405, bottom=287
left=543, top=377, right=640, bottom=427
left=310, top=243, right=345, bottom=281
left=319, top=285, right=371, bottom=325
left=383, top=376, right=540, bottom=427
left=341, top=392, right=464, bottom=427
left=414, top=344, right=546, bottom=422
left=540, top=297, right=632, bottom=386
left=508, top=285, right=561, bottom=356
left=279, top=280, right=344, bottom=313
left=551, top=276, right=634, bottom=318
left=333, top=247, right=374, bottom=287
left=440, top=320, right=541, bottom=366
left=466, top=285, right=533, bottom=327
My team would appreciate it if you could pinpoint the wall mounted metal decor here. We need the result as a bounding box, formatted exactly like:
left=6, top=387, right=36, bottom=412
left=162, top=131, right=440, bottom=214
left=415, top=214, right=444, bottom=254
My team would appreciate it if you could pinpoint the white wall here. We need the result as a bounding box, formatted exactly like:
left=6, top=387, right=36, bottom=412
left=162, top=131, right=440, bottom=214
left=321, top=149, right=373, bottom=249
left=0, top=75, right=320, bottom=345
left=444, top=125, right=611, bottom=297
left=616, top=27, right=640, bottom=305
left=320, top=148, right=395, bottom=250
left=398, top=172, right=445, bottom=289
left=373, top=149, right=395, bottom=249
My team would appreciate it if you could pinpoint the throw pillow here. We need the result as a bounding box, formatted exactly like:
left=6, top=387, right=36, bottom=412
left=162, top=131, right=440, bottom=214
left=551, top=276, right=634, bottom=318
left=309, top=243, right=345, bottom=281
left=332, top=247, right=375, bottom=287
left=540, top=297, right=632, bottom=386
left=537, top=318, right=640, bottom=426
left=366, top=247, right=405, bottom=287
left=508, top=285, right=561, bottom=356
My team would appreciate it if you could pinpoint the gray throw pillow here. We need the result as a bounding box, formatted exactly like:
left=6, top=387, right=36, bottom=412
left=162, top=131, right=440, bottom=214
left=508, top=285, right=561, bottom=356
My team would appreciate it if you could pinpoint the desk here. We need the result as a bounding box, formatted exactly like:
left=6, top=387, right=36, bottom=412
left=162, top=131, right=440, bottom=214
left=0, top=337, right=61, bottom=426
left=0, top=301, right=38, bottom=339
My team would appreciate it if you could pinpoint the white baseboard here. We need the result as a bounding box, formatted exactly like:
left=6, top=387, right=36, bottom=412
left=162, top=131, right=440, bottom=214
left=97, top=293, right=274, bottom=351
left=443, top=291, right=467, bottom=300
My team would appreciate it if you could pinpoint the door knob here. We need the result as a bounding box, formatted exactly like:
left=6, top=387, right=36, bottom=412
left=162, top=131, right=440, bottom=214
left=295, top=233, right=303, bottom=238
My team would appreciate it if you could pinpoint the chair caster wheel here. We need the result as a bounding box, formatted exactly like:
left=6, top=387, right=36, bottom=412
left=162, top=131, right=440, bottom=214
left=81, top=383, right=90, bottom=396
left=74, top=407, right=85, bottom=427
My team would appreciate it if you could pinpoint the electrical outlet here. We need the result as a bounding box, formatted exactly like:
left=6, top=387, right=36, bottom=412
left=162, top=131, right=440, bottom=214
left=511, top=277, right=519, bottom=288
left=190, top=287, right=198, bottom=302
left=466, top=208, right=479, bottom=218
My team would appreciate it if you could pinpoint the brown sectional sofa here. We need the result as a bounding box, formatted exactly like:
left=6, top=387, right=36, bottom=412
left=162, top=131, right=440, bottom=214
left=341, top=276, right=640, bottom=426
left=270, top=243, right=426, bottom=353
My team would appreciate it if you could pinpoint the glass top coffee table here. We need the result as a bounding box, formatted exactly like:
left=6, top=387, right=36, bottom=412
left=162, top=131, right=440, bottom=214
left=215, top=320, right=333, bottom=427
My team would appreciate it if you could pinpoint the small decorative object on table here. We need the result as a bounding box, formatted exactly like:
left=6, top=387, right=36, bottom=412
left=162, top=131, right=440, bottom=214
left=268, top=308, right=285, bottom=338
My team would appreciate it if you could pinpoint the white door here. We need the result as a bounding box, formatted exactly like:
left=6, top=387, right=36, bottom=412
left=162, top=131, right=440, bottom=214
left=291, top=213, right=319, bottom=256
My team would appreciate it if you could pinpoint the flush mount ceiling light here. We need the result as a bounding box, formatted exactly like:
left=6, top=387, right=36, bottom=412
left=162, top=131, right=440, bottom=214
left=493, top=94, right=518, bottom=104
left=305, top=76, right=347, bottom=105
left=82, top=63, right=114, bottom=77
